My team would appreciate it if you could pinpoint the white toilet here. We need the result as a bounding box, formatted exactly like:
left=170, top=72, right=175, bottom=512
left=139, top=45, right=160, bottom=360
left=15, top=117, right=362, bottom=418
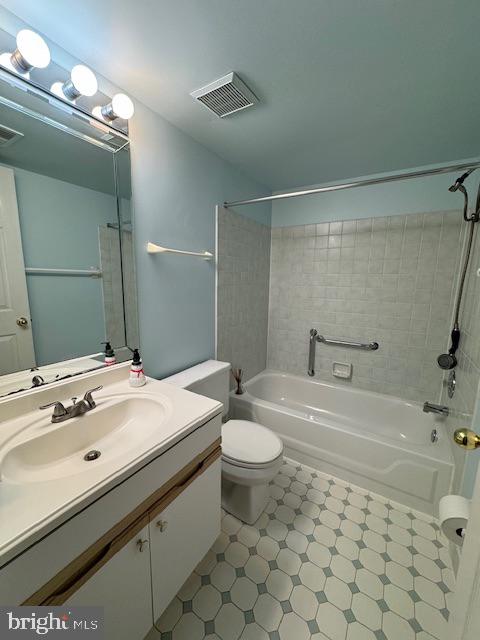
left=164, top=360, right=284, bottom=524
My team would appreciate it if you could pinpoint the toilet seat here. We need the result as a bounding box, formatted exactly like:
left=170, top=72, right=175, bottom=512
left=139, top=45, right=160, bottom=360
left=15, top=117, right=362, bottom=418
left=222, top=452, right=284, bottom=470
left=222, top=419, right=284, bottom=468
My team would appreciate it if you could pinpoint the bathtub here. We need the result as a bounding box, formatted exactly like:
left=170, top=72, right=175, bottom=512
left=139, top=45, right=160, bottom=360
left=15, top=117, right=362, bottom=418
left=230, top=370, right=454, bottom=515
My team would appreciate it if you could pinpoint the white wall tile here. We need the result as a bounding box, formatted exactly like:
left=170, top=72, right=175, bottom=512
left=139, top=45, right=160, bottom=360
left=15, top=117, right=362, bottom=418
left=217, top=207, right=271, bottom=383
left=267, top=211, right=464, bottom=403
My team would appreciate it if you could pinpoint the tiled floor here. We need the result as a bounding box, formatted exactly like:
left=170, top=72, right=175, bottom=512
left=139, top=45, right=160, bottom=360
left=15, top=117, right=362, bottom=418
left=156, top=459, right=455, bottom=640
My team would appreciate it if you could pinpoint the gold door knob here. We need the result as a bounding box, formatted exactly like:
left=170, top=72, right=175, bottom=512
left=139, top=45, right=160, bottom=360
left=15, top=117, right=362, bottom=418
left=16, top=316, right=29, bottom=328
left=454, top=428, right=480, bottom=450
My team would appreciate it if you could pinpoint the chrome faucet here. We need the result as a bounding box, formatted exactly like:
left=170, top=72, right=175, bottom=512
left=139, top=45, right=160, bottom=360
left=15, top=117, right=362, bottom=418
left=40, top=385, right=103, bottom=423
left=423, top=401, right=449, bottom=417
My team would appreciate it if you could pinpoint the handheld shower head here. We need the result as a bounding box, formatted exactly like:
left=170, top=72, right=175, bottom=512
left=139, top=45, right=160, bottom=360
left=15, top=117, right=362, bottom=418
left=437, top=352, right=457, bottom=370
left=437, top=326, right=460, bottom=370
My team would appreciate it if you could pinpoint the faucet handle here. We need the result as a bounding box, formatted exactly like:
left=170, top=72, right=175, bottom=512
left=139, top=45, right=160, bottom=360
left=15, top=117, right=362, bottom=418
left=39, top=400, right=67, bottom=418
left=83, top=385, right=103, bottom=409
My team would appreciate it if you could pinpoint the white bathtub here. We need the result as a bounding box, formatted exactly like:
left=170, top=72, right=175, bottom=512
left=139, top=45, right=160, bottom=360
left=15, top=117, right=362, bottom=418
left=230, top=370, right=454, bottom=514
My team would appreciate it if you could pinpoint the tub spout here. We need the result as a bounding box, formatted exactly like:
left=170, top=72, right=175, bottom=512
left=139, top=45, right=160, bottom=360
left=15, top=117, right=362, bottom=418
left=423, top=401, right=449, bottom=417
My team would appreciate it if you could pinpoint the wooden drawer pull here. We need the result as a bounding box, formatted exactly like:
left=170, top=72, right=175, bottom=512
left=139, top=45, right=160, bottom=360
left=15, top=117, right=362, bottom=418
left=41, top=515, right=148, bottom=605
left=173, top=447, right=221, bottom=492
left=43, top=543, right=113, bottom=604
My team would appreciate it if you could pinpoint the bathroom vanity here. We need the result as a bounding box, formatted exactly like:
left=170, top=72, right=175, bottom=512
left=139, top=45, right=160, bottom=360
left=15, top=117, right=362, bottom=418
left=0, top=365, right=223, bottom=639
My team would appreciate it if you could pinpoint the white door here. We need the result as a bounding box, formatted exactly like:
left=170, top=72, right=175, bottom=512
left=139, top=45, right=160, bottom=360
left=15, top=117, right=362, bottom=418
left=0, top=166, right=35, bottom=374
left=446, top=451, right=480, bottom=639
left=66, top=524, right=153, bottom=640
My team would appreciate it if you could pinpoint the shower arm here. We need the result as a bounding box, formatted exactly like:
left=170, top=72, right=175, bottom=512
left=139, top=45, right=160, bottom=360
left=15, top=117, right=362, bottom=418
left=450, top=168, right=480, bottom=223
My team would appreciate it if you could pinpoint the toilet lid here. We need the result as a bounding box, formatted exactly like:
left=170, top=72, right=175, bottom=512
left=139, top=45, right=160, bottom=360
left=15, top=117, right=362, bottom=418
left=222, top=420, right=283, bottom=465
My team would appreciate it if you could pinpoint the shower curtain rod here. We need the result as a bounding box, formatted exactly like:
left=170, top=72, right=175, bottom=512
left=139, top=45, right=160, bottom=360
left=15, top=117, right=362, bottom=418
left=224, top=160, right=480, bottom=208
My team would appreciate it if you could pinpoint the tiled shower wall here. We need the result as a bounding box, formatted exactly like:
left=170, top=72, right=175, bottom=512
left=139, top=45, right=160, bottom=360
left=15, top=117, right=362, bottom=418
left=267, top=212, right=464, bottom=403
left=217, top=207, right=271, bottom=382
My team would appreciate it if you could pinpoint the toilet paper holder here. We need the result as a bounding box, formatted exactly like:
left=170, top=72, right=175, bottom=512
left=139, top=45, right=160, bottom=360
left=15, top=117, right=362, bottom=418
left=439, top=494, right=470, bottom=547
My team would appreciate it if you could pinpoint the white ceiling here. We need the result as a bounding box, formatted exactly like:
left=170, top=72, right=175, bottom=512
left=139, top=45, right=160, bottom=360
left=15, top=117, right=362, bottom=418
left=2, top=0, right=479, bottom=190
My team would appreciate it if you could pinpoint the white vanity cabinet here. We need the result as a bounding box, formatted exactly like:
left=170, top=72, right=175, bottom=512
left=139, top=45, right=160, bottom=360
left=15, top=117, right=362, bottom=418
left=149, top=458, right=221, bottom=621
left=1, top=414, right=223, bottom=640
left=65, top=520, right=153, bottom=640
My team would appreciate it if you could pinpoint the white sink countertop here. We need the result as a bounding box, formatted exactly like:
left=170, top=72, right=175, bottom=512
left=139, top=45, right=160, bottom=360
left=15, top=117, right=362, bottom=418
left=0, top=373, right=222, bottom=566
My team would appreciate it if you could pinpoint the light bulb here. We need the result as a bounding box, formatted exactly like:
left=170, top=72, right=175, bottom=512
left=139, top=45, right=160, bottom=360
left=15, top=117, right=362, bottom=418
left=51, top=66, right=98, bottom=102
left=50, top=81, right=63, bottom=98
left=11, top=29, right=50, bottom=72
left=111, top=93, right=134, bottom=119
left=0, top=51, right=29, bottom=78
left=92, top=105, right=105, bottom=121
left=101, top=93, right=134, bottom=121
left=63, top=65, right=98, bottom=100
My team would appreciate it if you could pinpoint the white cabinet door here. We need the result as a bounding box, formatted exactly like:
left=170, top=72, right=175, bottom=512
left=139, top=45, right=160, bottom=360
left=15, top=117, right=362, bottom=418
left=0, top=166, right=35, bottom=373
left=150, top=459, right=221, bottom=623
left=66, top=524, right=152, bottom=640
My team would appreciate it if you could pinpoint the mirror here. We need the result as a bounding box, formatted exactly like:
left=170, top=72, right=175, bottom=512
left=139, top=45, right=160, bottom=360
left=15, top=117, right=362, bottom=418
left=0, top=73, right=138, bottom=397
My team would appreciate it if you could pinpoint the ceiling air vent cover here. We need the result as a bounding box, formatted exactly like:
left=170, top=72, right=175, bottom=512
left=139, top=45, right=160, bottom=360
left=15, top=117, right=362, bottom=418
left=0, top=124, right=24, bottom=147
left=190, top=72, right=257, bottom=118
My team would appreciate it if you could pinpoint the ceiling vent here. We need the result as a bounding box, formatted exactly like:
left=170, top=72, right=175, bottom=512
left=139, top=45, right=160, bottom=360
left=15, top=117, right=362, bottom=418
left=0, top=124, right=24, bottom=147
left=190, top=72, right=257, bottom=118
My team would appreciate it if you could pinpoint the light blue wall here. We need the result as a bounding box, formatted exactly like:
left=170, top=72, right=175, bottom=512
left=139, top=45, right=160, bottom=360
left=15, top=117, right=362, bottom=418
left=14, top=168, right=117, bottom=365
left=272, top=165, right=480, bottom=227
left=129, top=102, right=271, bottom=380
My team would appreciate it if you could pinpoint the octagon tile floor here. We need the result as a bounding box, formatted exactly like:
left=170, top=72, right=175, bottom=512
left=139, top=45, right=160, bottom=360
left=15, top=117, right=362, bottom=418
left=154, top=459, right=455, bottom=640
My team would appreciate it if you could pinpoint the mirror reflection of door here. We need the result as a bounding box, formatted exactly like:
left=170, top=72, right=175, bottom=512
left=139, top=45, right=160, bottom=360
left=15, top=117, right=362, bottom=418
left=0, top=166, right=35, bottom=374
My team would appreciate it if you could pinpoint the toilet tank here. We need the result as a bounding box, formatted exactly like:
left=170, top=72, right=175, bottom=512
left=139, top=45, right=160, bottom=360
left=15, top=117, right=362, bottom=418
left=163, top=360, right=231, bottom=417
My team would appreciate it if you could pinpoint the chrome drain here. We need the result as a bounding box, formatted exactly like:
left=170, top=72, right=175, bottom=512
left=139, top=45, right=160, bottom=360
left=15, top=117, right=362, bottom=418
left=84, top=450, right=101, bottom=461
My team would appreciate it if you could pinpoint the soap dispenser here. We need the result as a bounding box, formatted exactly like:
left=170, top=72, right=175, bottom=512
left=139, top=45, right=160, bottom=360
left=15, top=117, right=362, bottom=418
left=129, top=348, right=146, bottom=387
left=102, top=341, right=116, bottom=366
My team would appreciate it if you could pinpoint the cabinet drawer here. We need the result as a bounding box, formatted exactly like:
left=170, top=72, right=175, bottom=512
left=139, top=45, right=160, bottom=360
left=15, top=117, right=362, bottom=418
left=150, top=458, right=221, bottom=623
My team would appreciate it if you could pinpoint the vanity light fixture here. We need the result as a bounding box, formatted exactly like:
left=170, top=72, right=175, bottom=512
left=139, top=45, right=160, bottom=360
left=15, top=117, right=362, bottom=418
left=93, top=93, right=135, bottom=122
left=0, top=29, right=50, bottom=78
left=51, top=64, right=98, bottom=101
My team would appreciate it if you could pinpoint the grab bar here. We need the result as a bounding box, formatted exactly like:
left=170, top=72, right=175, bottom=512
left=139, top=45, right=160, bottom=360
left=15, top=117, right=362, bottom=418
left=308, top=329, right=318, bottom=377
left=317, top=335, right=379, bottom=351
left=25, top=267, right=102, bottom=278
left=308, top=328, right=379, bottom=376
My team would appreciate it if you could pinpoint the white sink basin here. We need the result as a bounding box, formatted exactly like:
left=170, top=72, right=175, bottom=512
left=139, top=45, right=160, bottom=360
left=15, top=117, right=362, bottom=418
left=1, top=395, right=169, bottom=484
